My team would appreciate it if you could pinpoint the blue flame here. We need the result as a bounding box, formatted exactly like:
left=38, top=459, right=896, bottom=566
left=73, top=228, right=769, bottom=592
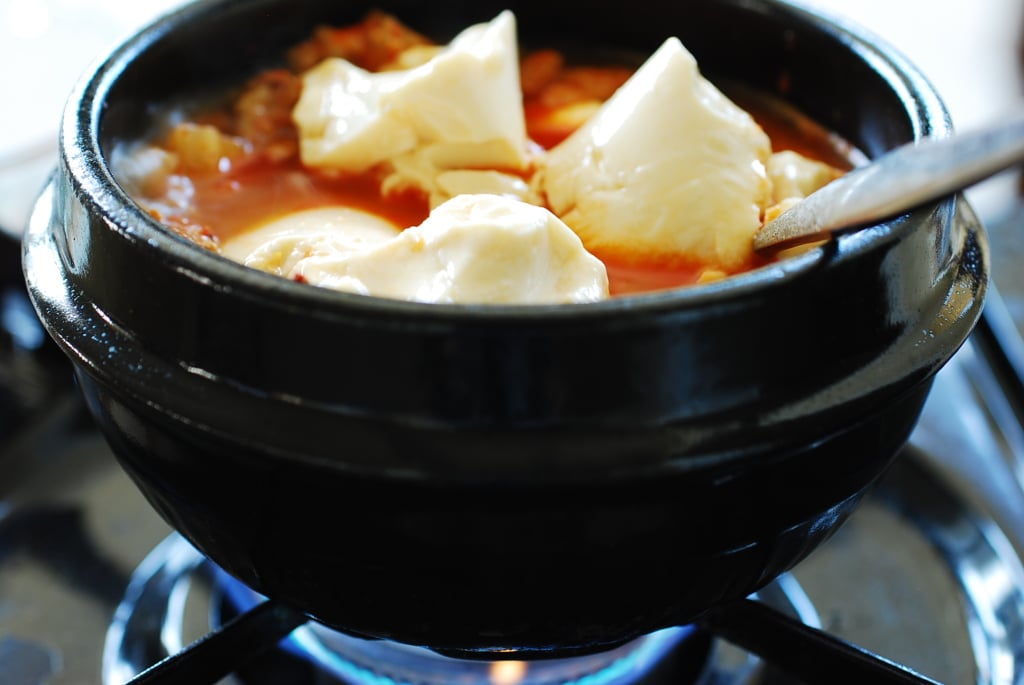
left=215, top=568, right=693, bottom=685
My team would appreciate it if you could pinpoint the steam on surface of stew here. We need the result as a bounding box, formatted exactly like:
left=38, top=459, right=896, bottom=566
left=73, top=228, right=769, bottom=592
left=113, top=9, right=861, bottom=304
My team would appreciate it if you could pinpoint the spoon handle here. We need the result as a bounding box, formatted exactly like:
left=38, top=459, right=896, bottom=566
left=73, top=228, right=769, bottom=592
left=754, top=111, right=1024, bottom=250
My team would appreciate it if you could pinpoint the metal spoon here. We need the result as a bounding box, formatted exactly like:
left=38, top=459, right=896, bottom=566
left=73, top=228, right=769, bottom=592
left=753, top=112, right=1024, bottom=251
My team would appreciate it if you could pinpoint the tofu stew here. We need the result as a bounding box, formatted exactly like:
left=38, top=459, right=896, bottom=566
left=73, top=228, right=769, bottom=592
left=113, top=9, right=862, bottom=304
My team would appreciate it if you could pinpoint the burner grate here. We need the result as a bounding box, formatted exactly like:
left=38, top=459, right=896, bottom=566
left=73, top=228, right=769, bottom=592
left=101, top=530, right=956, bottom=685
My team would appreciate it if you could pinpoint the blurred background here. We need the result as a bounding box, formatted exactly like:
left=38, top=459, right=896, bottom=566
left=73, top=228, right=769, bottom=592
left=2, top=0, right=1023, bottom=321
left=0, top=0, right=181, bottom=233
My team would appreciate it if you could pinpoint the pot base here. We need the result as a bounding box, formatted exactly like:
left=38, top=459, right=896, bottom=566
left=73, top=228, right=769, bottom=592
left=78, top=368, right=931, bottom=654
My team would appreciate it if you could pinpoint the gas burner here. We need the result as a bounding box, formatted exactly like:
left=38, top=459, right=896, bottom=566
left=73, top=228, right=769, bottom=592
left=101, top=532, right=816, bottom=685
left=215, top=566, right=702, bottom=685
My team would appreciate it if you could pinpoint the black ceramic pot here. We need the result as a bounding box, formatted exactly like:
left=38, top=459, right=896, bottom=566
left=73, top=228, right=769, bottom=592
left=23, top=0, right=986, bottom=657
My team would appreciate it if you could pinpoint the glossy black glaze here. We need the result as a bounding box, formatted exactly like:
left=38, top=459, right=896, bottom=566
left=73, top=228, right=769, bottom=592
left=23, top=0, right=987, bottom=656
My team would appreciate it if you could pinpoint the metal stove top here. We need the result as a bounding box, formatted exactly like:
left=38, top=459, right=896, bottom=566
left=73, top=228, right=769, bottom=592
left=2, top=280, right=1024, bottom=684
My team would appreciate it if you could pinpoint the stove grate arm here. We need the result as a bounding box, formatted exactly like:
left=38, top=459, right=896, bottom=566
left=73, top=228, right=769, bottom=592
left=120, top=599, right=307, bottom=685
left=699, top=598, right=943, bottom=685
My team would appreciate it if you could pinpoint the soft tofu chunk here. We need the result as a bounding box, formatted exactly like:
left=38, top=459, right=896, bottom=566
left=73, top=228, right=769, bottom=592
left=767, top=149, right=843, bottom=202
left=293, top=11, right=529, bottom=177
left=540, top=37, right=772, bottom=271
left=232, top=195, right=608, bottom=304
left=381, top=156, right=541, bottom=209
left=221, top=207, right=401, bottom=277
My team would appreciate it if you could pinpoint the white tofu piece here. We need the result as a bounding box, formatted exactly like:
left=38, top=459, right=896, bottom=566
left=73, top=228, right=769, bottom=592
left=234, top=194, right=608, bottom=304
left=221, top=207, right=401, bottom=277
left=293, top=11, right=529, bottom=176
left=540, top=37, right=772, bottom=270
left=767, top=149, right=843, bottom=202
left=381, top=152, right=541, bottom=209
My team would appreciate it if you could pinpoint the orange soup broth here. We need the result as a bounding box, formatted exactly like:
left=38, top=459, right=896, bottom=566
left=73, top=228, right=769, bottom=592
left=187, top=161, right=429, bottom=242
